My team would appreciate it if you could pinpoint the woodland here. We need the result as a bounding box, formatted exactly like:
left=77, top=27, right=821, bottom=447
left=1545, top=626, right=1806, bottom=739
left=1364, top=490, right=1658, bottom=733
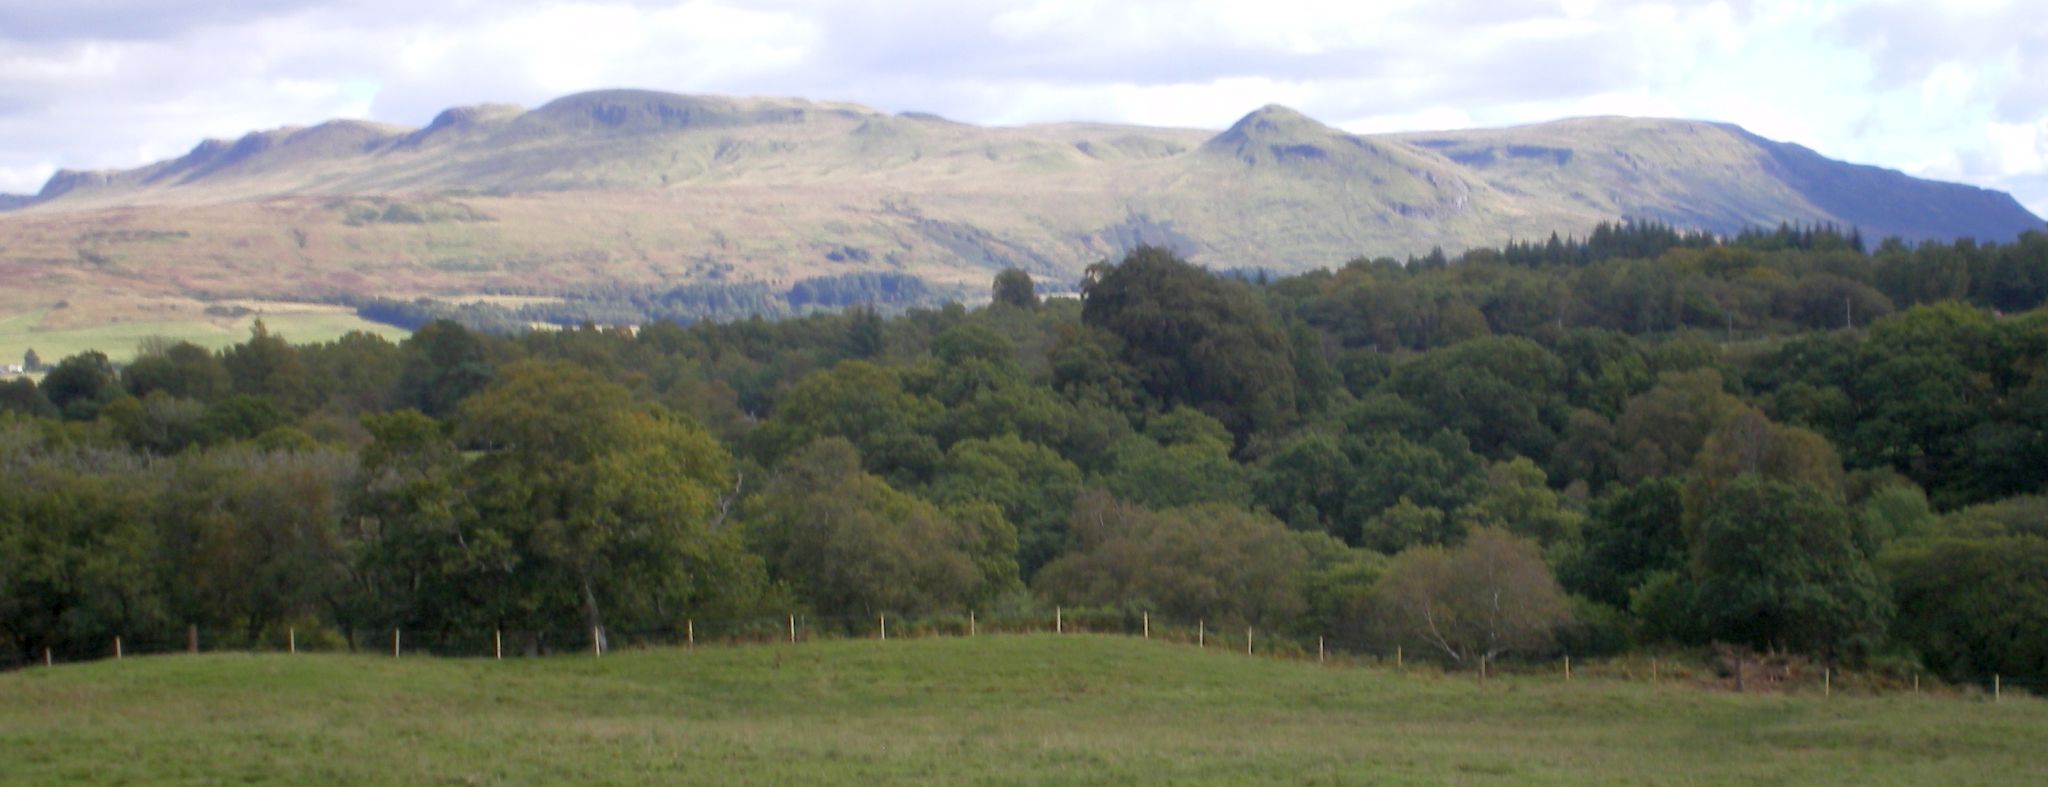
left=4, top=222, right=2046, bottom=688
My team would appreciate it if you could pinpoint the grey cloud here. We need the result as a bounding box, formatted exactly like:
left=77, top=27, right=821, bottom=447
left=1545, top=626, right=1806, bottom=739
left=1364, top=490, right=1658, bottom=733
left=1835, top=1, right=2048, bottom=124
left=0, top=0, right=777, bottom=43
left=801, top=1, right=1600, bottom=89
left=0, top=0, right=613, bottom=44
left=0, top=0, right=355, bottom=43
left=1836, top=2, right=2043, bottom=82
left=757, top=0, right=1655, bottom=128
left=1995, top=57, right=2048, bottom=124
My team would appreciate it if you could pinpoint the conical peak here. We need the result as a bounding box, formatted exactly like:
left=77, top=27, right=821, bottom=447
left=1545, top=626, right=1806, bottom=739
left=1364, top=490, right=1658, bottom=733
left=1218, top=104, right=1329, bottom=141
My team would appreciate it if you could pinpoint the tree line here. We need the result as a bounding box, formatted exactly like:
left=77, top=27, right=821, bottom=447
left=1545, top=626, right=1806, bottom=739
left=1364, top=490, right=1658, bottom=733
left=352, top=271, right=966, bottom=333
left=4, top=225, right=2047, bottom=686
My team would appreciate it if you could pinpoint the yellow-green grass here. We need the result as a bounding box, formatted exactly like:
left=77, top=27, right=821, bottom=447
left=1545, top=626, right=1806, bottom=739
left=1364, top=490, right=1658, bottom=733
left=0, top=309, right=408, bottom=366
left=2, top=635, right=2041, bottom=785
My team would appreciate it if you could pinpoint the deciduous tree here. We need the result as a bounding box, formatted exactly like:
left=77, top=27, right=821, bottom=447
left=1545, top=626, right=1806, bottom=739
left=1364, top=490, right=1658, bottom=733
left=1082, top=246, right=1296, bottom=441
left=1036, top=492, right=1309, bottom=627
left=1367, top=528, right=1571, bottom=664
left=992, top=268, right=1039, bottom=309
left=748, top=438, right=1015, bottom=616
left=1687, top=476, right=1890, bottom=658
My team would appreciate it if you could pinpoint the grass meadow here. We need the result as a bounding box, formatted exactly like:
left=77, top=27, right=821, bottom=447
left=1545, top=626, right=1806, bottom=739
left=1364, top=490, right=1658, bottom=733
left=2, top=634, right=2042, bottom=785
left=0, top=306, right=407, bottom=366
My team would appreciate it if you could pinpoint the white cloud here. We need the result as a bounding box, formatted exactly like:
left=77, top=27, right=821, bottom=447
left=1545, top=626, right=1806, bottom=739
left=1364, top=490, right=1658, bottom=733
left=1338, top=107, right=1475, bottom=137
left=1984, top=121, right=2048, bottom=174
left=0, top=163, right=54, bottom=196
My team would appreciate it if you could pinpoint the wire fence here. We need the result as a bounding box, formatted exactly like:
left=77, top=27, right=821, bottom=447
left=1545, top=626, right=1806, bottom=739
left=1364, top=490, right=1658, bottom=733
left=5, top=607, right=2039, bottom=701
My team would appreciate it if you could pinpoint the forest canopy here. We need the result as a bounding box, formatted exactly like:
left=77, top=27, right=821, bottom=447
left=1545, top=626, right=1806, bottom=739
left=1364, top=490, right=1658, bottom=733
left=5, top=221, right=2048, bottom=688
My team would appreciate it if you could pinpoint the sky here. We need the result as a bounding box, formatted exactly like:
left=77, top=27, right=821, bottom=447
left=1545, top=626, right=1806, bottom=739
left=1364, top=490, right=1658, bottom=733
left=2, top=0, right=2044, bottom=218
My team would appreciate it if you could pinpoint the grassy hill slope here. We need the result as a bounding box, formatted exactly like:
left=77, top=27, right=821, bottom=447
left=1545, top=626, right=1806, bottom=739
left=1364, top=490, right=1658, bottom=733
left=0, top=90, right=2039, bottom=353
left=3, top=635, right=2042, bottom=785
left=1394, top=118, right=2039, bottom=244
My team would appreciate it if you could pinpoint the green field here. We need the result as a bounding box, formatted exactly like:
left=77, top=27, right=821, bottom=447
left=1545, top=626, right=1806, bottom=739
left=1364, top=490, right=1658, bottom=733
left=2, top=635, right=2041, bottom=785
left=0, top=309, right=408, bottom=366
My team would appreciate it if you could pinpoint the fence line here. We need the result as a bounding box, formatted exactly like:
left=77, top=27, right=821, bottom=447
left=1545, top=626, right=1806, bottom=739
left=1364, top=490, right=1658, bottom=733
left=5, top=609, right=2038, bottom=699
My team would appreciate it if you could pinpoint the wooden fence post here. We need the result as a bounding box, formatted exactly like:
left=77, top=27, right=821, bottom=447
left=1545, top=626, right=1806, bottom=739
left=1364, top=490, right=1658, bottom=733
left=1142, top=612, right=1149, bottom=639
left=393, top=629, right=400, bottom=658
left=788, top=614, right=796, bottom=644
left=1565, top=655, right=1571, bottom=682
left=1995, top=675, right=2001, bottom=701
left=1318, top=636, right=1325, bottom=664
left=592, top=626, right=602, bottom=657
left=44, top=648, right=51, bottom=667
left=289, top=627, right=296, bottom=655
left=494, top=630, right=502, bottom=660
left=1198, top=619, right=1204, bottom=648
left=188, top=624, right=198, bottom=654
left=1246, top=627, right=1253, bottom=656
left=1396, top=646, right=1402, bottom=670
left=969, top=610, right=975, bottom=636
left=1824, top=667, right=1831, bottom=698
left=115, top=636, right=123, bottom=660
left=687, top=620, right=694, bottom=648
left=880, top=613, right=887, bottom=641
left=1056, top=607, right=1063, bottom=634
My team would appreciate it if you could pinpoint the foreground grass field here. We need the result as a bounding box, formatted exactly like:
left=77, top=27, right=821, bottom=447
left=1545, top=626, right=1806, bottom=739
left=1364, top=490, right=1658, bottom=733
left=2, top=635, right=2042, bottom=785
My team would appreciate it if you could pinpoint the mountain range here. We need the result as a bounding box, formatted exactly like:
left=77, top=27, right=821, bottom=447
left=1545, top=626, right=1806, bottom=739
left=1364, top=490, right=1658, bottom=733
left=1, top=89, right=2040, bottom=328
